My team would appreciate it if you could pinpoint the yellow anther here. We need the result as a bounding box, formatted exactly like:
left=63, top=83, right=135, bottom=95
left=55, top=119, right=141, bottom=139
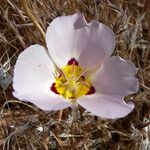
left=54, top=65, right=92, bottom=99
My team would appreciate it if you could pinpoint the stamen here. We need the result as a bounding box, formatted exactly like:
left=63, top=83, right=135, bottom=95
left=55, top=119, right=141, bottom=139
left=75, top=68, right=88, bottom=82
left=72, top=61, right=75, bottom=75
left=59, top=69, right=68, bottom=82
left=84, top=64, right=101, bottom=79
left=63, top=81, right=69, bottom=86
left=77, top=81, right=91, bottom=87
left=52, top=73, right=58, bottom=80
left=50, top=58, right=96, bottom=100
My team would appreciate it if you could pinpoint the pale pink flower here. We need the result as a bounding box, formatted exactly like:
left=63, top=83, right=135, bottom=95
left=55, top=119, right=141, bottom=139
left=13, top=13, right=139, bottom=119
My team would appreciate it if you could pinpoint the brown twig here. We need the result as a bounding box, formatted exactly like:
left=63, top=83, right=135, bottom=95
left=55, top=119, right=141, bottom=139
left=56, top=110, right=64, bottom=147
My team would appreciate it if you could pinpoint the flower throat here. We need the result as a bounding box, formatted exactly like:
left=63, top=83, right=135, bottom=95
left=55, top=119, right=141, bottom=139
left=51, top=58, right=95, bottom=100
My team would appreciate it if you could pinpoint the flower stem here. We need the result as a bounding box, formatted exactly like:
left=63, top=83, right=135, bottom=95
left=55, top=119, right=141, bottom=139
left=21, top=0, right=62, bottom=74
left=71, top=104, right=79, bottom=122
left=21, top=0, right=46, bottom=44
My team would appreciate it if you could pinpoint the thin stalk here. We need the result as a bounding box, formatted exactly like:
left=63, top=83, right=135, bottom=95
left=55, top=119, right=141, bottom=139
left=21, top=0, right=46, bottom=44
left=21, top=0, right=62, bottom=75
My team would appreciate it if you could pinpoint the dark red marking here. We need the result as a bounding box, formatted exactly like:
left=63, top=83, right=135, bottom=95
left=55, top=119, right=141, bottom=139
left=58, top=74, right=61, bottom=78
left=67, top=58, right=78, bottom=66
left=86, top=86, right=96, bottom=95
left=81, top=75, right=85, bottom=81
left=50, top=83, right=59, bottom=94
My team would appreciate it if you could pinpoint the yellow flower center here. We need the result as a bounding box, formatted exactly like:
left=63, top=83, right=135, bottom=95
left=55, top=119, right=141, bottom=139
left=51, top=59, right=95, bottom=101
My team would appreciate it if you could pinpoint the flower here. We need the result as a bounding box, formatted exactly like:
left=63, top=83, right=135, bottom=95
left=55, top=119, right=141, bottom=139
left=13, top=13, right=139, bottom=119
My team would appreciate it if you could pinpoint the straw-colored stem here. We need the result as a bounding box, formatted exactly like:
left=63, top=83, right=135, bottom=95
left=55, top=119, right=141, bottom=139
left=21, top=0, right=62, bottom=73
left=21, top=0, right=46, bottom=44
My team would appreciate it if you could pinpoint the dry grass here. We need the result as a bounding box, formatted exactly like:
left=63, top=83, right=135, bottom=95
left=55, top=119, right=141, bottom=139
left=0, top=0, right=149, bottom=149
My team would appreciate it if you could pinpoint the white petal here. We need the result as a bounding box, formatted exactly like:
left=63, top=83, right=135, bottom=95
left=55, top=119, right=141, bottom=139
left=79, top=20, right=116, bottom=67
left=13, top=91, right=71, bottom=110
left=77, top=94, right=134, bottom=119
left=93, top=56, right=139, bottom=96
left=46, top=13, right=116, bottom=67
left=13, top=44, right=71, bottom=110
left=46, top=13, right=86, bottom=66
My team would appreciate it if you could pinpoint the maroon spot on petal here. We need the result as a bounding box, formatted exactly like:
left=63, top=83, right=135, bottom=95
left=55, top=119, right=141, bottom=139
left=50, top=83, right=59, bottom=94
left=58, top=74, right=61, bottom=78
left=81, top=75, right=85, bottom=81
left=86, top=86, right=96, bottom=95
left=67, top=58, right=79, bottom=66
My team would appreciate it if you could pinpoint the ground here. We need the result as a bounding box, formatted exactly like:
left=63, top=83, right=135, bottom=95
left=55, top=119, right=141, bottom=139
left=0, top=0, right=149, bottom=149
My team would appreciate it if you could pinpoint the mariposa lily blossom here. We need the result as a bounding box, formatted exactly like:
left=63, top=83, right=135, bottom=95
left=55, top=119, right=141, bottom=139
left=13, top=13, right=139, bottom=119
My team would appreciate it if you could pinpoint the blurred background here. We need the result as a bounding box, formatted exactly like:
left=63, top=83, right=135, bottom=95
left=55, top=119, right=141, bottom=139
left=0, top=0, right=149, bottom=149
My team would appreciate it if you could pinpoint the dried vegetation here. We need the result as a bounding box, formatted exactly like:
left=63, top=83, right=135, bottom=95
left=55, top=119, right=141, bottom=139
left=0, top=0, right=149, bottom=149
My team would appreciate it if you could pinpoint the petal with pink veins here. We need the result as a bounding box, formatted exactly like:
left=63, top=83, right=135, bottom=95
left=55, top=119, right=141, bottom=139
left=77, top=94, right=134, bottom=119
left=13, top=44, right=71, bottom=110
